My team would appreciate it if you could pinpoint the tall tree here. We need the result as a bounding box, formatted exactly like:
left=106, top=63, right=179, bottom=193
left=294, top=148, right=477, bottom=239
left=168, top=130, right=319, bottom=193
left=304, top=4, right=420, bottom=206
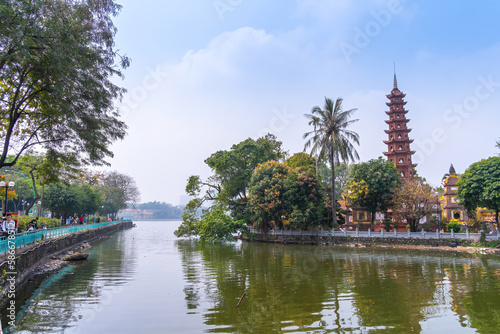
left=13, top=152, right=80, bottom=214
left=0, top=0, right=129, bottom=169
left=392, top=178, right=436, bottom=232
left=285, top=152, right=316, bottom=175
left=43, top=184, right=78, bottom=218
left=102, top=171, right=140, bottom=205
left=348, top=157, right=401, bottom=227
left=248, top=161, right=325, bottom=231
left=457, top=156, right=500, bottom=229
left=176, top=135, right=285, bottom=239
left=304, top=97, right=360, bottom=226
left=185, top=134, right=286, bottom=222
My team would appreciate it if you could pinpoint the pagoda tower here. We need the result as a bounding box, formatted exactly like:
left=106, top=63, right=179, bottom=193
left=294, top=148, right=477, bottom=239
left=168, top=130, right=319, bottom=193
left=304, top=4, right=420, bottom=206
left=383, top=73, right=417, bottom=178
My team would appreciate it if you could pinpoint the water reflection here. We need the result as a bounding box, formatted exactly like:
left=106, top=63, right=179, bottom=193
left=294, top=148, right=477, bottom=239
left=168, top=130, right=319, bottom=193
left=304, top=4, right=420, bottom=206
left=6, top=232, right=136, bottom=333
left=177, top=241, right=500, bottom=333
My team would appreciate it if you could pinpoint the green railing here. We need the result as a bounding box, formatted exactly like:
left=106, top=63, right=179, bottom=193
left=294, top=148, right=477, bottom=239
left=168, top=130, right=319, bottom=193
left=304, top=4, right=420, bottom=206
left=0, top=220, right=131, bottom=255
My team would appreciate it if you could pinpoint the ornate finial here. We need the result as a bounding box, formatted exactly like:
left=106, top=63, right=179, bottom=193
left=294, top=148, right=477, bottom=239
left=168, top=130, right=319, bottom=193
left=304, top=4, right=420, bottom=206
left=393, top=62, right=398, bottom=90
left=449, top=163, right=456, bottom=174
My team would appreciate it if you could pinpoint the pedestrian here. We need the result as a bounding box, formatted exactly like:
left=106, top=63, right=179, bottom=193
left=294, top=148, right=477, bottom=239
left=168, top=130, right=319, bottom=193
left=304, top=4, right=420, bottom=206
left=2, top=214, right=16, bottom=237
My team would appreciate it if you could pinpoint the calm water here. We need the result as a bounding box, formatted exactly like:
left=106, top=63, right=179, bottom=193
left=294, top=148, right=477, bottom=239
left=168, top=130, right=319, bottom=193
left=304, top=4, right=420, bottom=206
left=4, top=220, right=500, bottom=333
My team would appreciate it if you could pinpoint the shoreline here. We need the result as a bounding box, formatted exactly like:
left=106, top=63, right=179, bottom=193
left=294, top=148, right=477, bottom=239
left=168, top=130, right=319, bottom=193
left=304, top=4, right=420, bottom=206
left=242, top=233, right=500, bottom=257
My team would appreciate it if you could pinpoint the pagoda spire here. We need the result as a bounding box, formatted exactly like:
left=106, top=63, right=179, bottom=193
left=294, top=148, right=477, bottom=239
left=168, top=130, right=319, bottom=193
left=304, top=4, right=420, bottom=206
left=393, top=62, right=398, bottom=90
left=449, top=164, right=456, bottom=175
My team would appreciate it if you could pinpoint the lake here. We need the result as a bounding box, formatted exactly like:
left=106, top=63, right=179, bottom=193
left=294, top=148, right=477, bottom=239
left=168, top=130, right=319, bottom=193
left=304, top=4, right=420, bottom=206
left=4, top=220, right=500, bottom=333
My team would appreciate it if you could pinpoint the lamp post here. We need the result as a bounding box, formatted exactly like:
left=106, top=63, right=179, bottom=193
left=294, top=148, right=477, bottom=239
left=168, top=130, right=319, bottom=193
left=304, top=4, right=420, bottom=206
left=38, top=200, right=42, bottom=218
left=0, top=181, right=15, bottom=216
left=434, top=191, right=441, bottom=233
left=22, top=200, right=27, bottom=216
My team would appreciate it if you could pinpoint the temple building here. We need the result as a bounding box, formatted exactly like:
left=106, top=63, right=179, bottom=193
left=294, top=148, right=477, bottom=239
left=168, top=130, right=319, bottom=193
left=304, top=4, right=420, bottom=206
left=383, top=73, right=417, bottom=178
left=441, top=164, right=468, bottom=222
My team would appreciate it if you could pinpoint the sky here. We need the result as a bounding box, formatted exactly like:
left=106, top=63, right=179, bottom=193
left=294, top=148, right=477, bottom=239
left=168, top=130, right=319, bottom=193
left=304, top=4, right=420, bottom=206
left=103, top=0, right=500, bottom=205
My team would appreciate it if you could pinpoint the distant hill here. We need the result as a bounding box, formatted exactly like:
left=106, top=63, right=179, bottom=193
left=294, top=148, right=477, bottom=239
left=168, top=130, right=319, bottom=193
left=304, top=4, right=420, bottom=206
left=119, top=201, right=183, bottom=220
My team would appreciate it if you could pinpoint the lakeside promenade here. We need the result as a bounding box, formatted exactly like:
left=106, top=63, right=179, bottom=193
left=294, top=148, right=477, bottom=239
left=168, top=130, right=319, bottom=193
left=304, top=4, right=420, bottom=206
left=0, top=220, right=132, bottom=255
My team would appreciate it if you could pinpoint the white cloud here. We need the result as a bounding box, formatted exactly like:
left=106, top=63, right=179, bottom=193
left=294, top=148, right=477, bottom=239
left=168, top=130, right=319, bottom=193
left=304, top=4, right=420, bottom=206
left=109, top=27, right=321, bottom=204
left=104, top=1, right=500, bottom=206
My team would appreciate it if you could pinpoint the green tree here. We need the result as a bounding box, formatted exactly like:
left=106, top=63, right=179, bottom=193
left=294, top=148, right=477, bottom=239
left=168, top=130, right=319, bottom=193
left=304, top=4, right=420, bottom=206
left=283, top=167, right=325, bottom=229
left=0, top=0, right=129, bottom=170
left=75, top=184, right=102, bottom=217
left=248, top=161, right=324, bottom=230
left=196, top=206, right=248, bottom=243
left=43, top=184, right=78, bottom=218
left=304, top=97, right=360, bottom=226
left=457, top=156, right=500, bottom=229
left=100, top=187, right=125, bottom=219
left=248, top=161, right=288, bottom=230
left=177, top=135, right=286, bottom=240
left=174, top=204, right=247, bottom=243
left=13, top=152, right=80, bottom=214
left=348, top=157, right=401, bottom=227
left=285, top=152, right=316, bottom=175
left=185, top=134, right=285, bottom=223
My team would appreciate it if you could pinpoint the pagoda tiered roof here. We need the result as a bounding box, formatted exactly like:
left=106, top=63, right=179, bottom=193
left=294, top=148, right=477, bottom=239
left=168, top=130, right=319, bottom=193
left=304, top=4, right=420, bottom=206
left=385, top=109, right=408, bottom=115
left=384, top=128, right=412, bottom=134
left=386, top=90, right=406, bottom=99
left=383, top=149, right=416, bottom=156
left=386, top=100, right=408, bottom=107
left=385, top=118, right=411, bottom=124
left=383, top=138, right=414, bottom=145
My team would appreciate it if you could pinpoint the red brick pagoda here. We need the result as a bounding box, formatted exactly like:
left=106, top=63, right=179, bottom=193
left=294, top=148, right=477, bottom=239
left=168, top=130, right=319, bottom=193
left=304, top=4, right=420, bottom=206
left=383, top=73, right=417, bottom=178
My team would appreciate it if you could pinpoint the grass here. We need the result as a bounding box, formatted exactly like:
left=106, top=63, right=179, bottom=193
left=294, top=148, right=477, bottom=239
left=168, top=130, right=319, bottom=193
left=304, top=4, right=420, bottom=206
left=469, top=239, right=500, bottom=248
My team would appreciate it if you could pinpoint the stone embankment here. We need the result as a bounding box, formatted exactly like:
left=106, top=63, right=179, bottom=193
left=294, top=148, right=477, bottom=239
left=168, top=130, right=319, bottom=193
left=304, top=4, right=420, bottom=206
left=245, top=233, right=500, bottom=255
left=0, top=221, right=133, bottom=310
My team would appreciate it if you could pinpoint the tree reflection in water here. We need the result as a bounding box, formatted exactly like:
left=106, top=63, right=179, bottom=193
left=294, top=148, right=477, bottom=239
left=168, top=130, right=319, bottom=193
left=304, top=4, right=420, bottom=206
left=176, top=240, right=500, bottom=333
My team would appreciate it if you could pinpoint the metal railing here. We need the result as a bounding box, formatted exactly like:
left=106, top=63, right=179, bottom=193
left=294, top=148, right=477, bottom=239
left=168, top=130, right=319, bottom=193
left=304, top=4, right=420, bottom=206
left=249, top=227, right=500, bottom=241
left=0, top=220, right=130, bottom=255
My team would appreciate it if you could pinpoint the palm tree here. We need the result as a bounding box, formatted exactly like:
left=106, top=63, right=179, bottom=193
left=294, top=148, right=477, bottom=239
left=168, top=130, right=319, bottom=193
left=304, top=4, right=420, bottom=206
left=304, top=97, right=360, bottom=226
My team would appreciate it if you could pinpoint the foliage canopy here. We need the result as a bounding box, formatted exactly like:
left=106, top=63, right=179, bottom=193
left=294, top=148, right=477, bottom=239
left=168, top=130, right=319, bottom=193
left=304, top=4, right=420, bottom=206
left=457, top=156, right=500, bottom=229
left=348, top=157, right=401, bottom=225
left=0, top=0, right=129, bottom=169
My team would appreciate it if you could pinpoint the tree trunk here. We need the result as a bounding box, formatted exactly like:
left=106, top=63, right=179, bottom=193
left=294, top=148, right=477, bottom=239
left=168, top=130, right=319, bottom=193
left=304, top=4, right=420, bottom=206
left=330, top=155, right=336, bottom=227
left=411, top=219, right=417, bottom=232
left=371, top=210, right=376, bottom=229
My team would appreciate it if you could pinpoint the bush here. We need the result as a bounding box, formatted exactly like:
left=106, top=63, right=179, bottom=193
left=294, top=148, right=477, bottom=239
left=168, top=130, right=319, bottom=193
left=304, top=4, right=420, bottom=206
left=16, top=216, right=61, bottom=231
left=382, top=218, right=392, bottom=231
left=447, top=221, right=461, bottom=233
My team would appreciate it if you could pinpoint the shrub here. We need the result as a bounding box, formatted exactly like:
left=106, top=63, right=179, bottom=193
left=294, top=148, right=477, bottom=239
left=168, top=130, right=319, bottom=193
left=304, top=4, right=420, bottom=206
left=447, top=221, right=461, bottom=233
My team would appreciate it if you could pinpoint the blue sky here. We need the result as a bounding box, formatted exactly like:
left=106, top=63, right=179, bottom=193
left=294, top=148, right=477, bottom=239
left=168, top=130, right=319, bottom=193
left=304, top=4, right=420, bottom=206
left=106, top=0, right=500, bottom=205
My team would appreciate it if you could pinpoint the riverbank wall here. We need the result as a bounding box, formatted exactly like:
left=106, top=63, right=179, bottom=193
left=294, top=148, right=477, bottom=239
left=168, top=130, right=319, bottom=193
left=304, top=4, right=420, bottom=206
left=245, top=233, right=475, bottom=247
left=0, top=221, right=133, bottom=310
